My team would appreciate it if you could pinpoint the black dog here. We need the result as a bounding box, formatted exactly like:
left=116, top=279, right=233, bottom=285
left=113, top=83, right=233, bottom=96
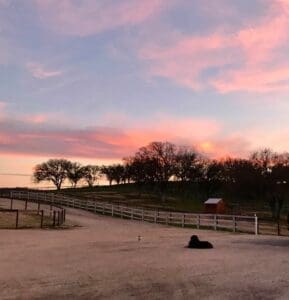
left=188, top=235, right=213, bottom=249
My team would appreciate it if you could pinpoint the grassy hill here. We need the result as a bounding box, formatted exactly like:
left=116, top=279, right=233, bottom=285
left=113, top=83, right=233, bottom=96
left=58, top=182, right=288, bottom=217
left=60, top=183, right=206, bottom=213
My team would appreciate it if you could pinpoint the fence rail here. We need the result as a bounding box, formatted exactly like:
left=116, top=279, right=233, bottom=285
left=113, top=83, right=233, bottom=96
left=3, top=190, right=259, bottom=235
left=0, top=192, right=66, bottom=229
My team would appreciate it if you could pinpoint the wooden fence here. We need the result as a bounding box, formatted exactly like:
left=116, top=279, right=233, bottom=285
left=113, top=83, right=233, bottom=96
left=0, top=209, right=45, bottom=229
left=0, top=193, right=66, bottom=229
left=6, top=190, right=259, bottom=235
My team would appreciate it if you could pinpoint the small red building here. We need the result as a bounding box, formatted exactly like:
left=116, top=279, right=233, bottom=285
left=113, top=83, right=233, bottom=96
left=204, top=198, right=226, bottom=214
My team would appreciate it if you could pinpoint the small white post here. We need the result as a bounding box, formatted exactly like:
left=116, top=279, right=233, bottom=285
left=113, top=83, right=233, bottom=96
left=197, top=214, right=200, bottom=229
left=233, top=216, right=236, bottom=232
left=111, top=204, right=114, bottom=217
left=154, top=211, right=157, bottom=223
left=254, top=214, right=258, bottom=235
left=181, top=214, right=185, bottom=228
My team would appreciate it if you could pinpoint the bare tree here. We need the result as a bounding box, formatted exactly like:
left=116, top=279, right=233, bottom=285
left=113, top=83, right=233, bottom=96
left=82, top=165, right=100, bottom=187
left=101, top=164, right=124, bottom=185
left=174, top=147, right=203, bottom=182
left=67, top=162, right=85, bottom=188
left=33, top=159, right=72, bottom=190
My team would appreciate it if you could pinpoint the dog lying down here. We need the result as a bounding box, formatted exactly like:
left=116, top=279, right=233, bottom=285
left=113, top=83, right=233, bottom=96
left=188, top=235, right=213, bottom=249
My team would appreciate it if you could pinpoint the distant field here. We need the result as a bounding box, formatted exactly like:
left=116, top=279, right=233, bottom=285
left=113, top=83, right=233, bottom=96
left=60, top=184, right=205, bottom=213
left=58, top=183, right=289, bottom=236
left=59, top=183, right=288, bottom=216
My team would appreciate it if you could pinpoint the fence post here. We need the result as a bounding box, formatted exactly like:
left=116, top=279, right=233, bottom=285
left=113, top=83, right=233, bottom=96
left=254, top=214, right=258, bottom=235
left=142, top=209, right=144, bottom=221
left=233, top=216, right=236, bottom=233
left=10, top=198, right=13, bottom=210
left=37, top=202, right=41, bottom=214
left=182, top=214, right=185, bottom=228
left=53, top=211, right=56, bottom=226
left=40, top=210, right=44, bottom=228
left=15, top=210, right=19, bottom=229
left=102, top=203, right=105, bottom=215
left=166, top=213, right=168, bottom=225
left=197, top=214, right=200, bottom=229
left=120, top=206, right=123, bottom=219
left=131, top=208, right=134, bottom=219
left=63, top=209, right=66, bottom=222
left=154, top=211, right=157, bottom=223
left=10, top=191, right=13, bottom=199
left=111, top=204, right=114, bottom=217
left=25, top=199, right=28, bottom=210
left=57, top=211, right=60, bottom=226
left=214, top=215, right=217, bottom=230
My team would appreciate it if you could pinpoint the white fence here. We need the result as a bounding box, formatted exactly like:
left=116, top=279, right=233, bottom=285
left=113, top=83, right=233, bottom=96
left=7, top=190, right=259, bottom=235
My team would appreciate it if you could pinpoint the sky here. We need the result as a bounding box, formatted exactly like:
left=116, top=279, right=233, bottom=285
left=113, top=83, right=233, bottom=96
left=1, top=0, right=289, bottom=187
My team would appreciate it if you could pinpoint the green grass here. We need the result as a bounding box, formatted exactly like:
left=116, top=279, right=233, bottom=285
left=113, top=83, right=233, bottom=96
left=60, top=183, right=204, bottom=212
left=58, top=182, right=289, bottom=220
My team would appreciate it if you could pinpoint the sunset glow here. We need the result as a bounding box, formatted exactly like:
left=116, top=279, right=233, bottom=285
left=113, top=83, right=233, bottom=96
left=1, top=0, right=289, bottom=187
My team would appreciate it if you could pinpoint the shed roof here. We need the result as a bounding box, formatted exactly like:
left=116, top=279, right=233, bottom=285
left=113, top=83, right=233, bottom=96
left=204, top=198, right=223, bottom=204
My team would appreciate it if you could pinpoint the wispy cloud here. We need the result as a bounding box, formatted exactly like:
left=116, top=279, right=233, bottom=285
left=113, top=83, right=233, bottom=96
left=0, top=113, right=252, bottom=159
left=139, top=0, right=289, bottom=94
left=34, top=0, right=172, bottom=36
left=26, top=62, right=63, bottom=79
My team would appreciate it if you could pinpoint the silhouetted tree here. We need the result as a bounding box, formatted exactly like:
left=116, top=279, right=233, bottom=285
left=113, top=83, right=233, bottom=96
left=134, top=141, right=177, bottom=183
left=82, top=165, right=100, bottom=187
left=33, top=159, right=72, bottom=190
left=101, top=164, right=124, bottom=185
left=174, top=147, right=203, bottom=182
left=67, top=162, right=85, bottom=188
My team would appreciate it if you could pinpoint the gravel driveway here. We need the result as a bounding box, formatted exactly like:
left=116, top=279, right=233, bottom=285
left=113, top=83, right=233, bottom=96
left=0, top=206, right=288, bottom=299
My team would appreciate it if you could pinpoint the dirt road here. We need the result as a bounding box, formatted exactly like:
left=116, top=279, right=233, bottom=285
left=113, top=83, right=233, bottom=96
left=0, top=207, right=289, bottom=299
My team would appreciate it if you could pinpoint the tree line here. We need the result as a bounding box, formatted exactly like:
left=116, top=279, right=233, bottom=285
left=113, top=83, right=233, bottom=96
left=33, top=141, right=289, bottom=216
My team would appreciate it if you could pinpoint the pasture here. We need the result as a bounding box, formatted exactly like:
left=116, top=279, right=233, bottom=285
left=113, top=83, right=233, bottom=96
left=0, top=198, right=66, bottom=229
left=1, top=207, right=288, bottom=299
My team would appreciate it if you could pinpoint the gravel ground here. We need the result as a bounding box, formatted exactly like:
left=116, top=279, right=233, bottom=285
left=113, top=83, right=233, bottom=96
left=0, top=205, right=289, bottom=300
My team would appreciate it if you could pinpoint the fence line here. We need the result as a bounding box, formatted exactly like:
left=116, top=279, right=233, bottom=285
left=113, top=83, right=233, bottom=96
left=0, top=192, right=66, bottom=228
left=3, top=190, right=259, bottom=235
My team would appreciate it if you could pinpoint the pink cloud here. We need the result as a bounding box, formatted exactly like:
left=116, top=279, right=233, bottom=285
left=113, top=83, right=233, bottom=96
left=213, top=66, right=289, bottom=93
left=0, top=113, right=253, bottom=160
left=6, top=112, right=289, bottom=160
left=26, top=62, right=63, bottom=79
left=35, top=0, right=171, bottom=36
left=140, top=33, right=236, bottom=90
left=20, top=114, right=48, bottom=124
left=139, top=0, right=289, bottom=93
